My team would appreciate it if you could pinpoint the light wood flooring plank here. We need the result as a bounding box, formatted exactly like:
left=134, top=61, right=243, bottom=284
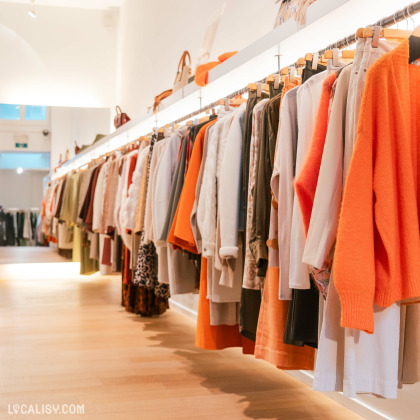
left=0, top=248, right=363, bottom=420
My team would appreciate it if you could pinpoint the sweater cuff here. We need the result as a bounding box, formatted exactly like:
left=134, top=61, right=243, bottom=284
left=219, top=246, right=239, bottom=259
left=339, top=291, right=375, bottom=334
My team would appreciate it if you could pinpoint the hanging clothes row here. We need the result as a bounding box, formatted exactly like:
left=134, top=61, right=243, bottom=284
left=41, top=26, right=420, bottom=401
left=0, top=207, right=41, bottom=246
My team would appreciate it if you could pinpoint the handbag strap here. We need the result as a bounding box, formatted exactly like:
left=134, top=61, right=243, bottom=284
left=115, top=105, right=122, bottom=115
left=177, top=51, right=191, bottom=73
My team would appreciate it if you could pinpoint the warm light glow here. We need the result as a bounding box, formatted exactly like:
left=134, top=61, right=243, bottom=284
left=0, top=262, right=80, bottom=281
left=28, top=10, right=36, bottom=18
left=16, top=167, right=23, bottom=174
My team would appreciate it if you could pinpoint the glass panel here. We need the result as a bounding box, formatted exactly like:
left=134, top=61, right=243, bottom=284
left=0, top=104, right=20, bottom=120
left=24, top=105, right=47, bottom=121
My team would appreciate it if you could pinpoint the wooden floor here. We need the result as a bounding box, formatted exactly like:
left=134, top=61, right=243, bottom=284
left=0, top=247, right=363, bottom=420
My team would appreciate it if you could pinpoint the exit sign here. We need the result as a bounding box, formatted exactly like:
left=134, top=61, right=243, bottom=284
left=15, top=143, right=28, bottom=148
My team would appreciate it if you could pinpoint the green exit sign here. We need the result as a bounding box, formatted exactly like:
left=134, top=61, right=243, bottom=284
left=15, top=143, right=28, bottom=148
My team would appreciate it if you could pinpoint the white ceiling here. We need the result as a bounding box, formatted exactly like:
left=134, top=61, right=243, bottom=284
left=0, top=0, right=122, bottom=10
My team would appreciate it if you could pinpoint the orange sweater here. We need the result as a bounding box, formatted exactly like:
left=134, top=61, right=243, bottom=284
left=167, top=120, right=216, bottom=253
left=334, top=40, right=420, bottom=334
left=295, top=72, right=337, bottom=234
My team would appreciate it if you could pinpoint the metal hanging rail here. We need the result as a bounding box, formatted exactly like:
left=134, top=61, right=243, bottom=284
left=54, top=1, right=420, bottom=179
left=169, top=1, right=420, bottom=127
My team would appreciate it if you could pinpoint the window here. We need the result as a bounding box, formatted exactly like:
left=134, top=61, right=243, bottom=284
left=0, top=104, right=49, bottom=124
left=0, top=104, right=20, bottom=120
left=25, top=105, right=47, bottom=121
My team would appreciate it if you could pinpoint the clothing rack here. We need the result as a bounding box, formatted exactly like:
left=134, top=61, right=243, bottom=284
left=171, top=1, right=420, bottom=127
left=53, top=1, right=420, bottom=179
left=4, top=208, right=39, bottom=212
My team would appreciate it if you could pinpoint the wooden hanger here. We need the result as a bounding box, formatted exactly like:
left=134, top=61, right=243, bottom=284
left=413, top=24, right=420, bottom=37
left=280, top=66, right=289, bottom=76
left=230, top=97, right=247, bottom=105
left=364, top=27, right=412, bottom=40
left=356, top=27, right=365, bottom=38
left=297, top=57, right=306, bottom=66
left=266, top=75, right=274, bottom=83
left=247, top=83, right=257, bottom=91
left=198, top=115, right=210, bottom=123
left=342, top=50, right=355, bottom=59
left=305, top=52, right=312, bottom=61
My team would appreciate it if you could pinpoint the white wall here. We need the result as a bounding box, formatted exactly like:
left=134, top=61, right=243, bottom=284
left=0, top=2, right=117, bottom=108
left=0, top=169, right=47, bottom=209
left=0, top=118, right=51, bottom=153
left=50, top=107, right=111, bottom=168
left=117, top=0, right=278, bottom=119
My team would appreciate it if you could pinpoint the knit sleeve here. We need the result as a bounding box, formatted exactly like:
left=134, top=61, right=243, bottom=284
left=333, top=128, right=375, bottom=333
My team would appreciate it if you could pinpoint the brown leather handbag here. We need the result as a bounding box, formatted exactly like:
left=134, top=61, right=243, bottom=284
left=114, top=106, right=131, bottom=129
left=153, top=89, right=173, bottom=113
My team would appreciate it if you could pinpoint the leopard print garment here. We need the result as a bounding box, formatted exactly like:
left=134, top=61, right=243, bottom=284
left=132, top=233, right=170, bottom=316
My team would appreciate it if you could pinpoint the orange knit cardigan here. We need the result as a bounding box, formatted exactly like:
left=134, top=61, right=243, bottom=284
left=334, top=40, right=420, bottom=334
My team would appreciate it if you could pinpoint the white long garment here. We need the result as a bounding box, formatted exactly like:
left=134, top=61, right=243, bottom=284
left=343, top=37, right=365, bottom=176
left=113, top=157, right=127, bottom=236
left=289, top=61, right=344, bottom=290
left=270, top=88, right=298, bottom=300
left=153, top=128, right=186, bottom=247
left=117, top=150, right=140, bottom=249
left=311, top=40, right=400, bottom=399
left=152, top=127, right=189, bottom=287
left=302, top=66, right=352, bottom=270
left=143, top=138, right=168, bottom=244
left=197, top=113, right=233, bottom=258
left=314, top=274, right=400, bottom=399
left=217, top=106, right=246, bottom=301
left=219, top=104, right=246, bottom=259
left=92, top=160, right=110, bottom=233
left=191, top=124, right=214, bottom=254
left=210, top=115, right=241, bottom=303
left=122, top=144, right=149, bottom=233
